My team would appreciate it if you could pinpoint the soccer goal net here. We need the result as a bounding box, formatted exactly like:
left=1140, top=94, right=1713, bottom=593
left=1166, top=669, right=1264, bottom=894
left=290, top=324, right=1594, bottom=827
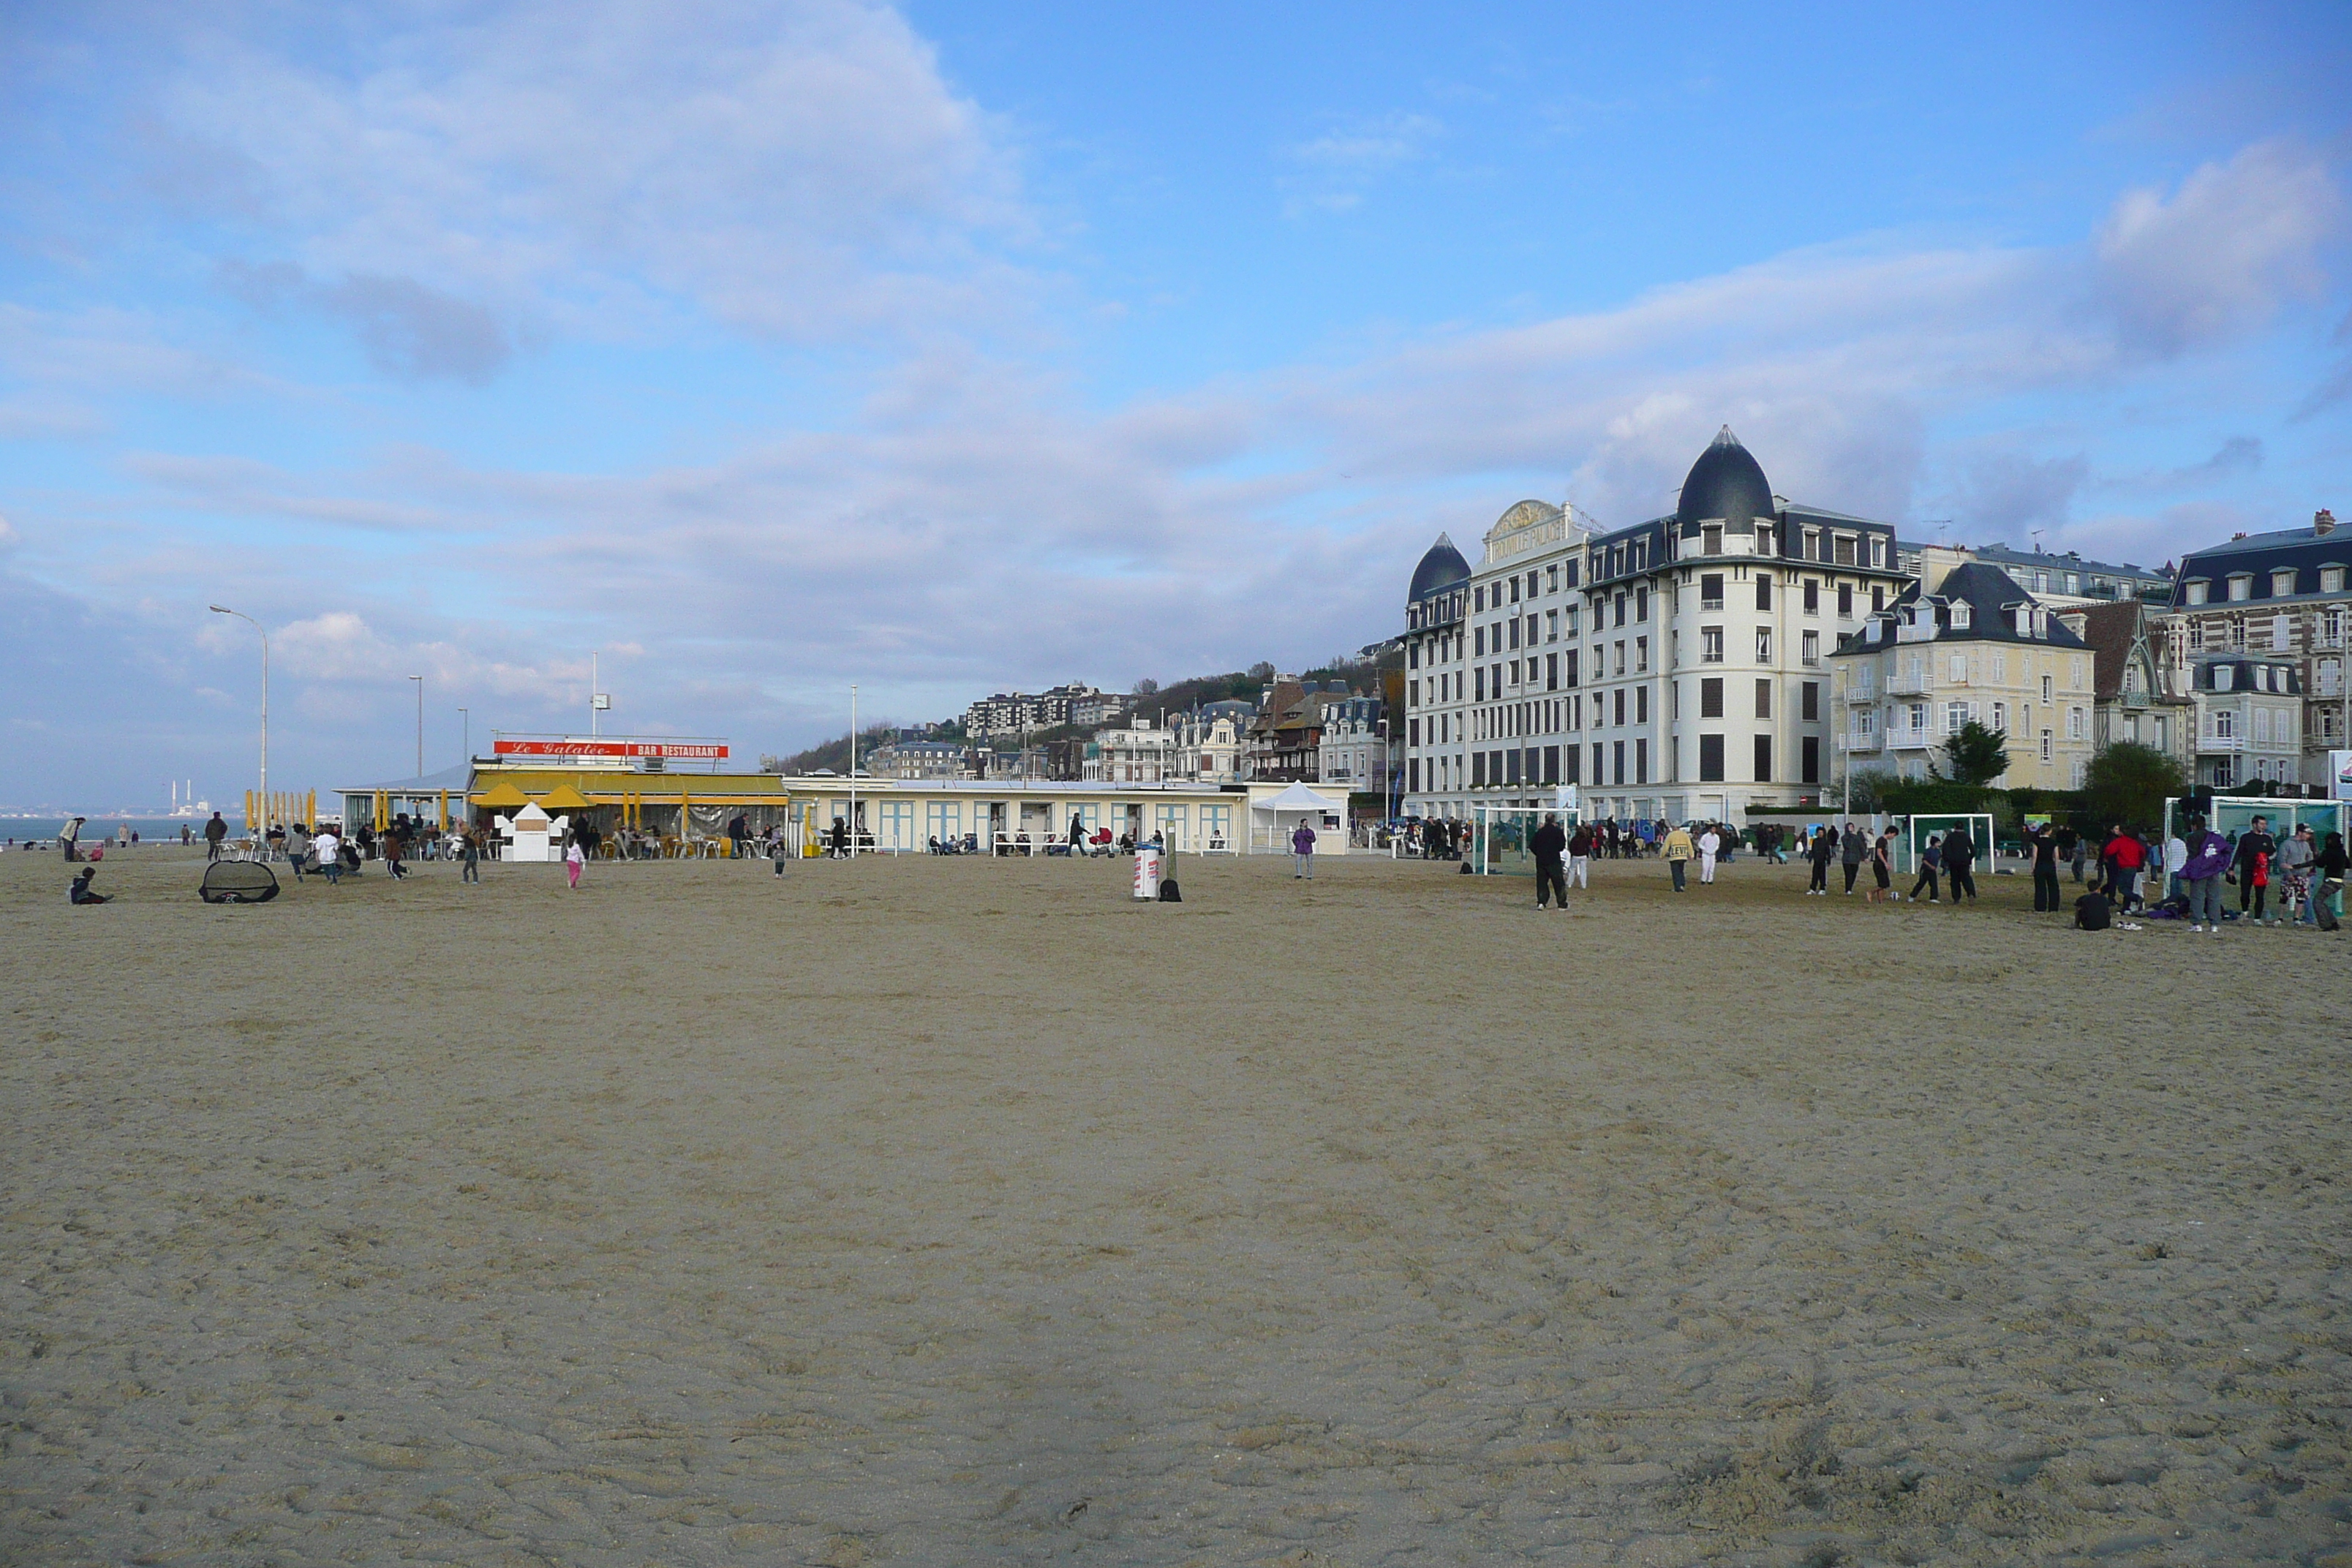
left=1471, top=805, right=1580, bottom=876
left=1899, top=813, right=1995, bottom=877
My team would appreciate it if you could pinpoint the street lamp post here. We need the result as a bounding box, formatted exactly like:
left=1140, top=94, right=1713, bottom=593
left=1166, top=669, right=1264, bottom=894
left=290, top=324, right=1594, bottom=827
left=208, top=606, right=267, bottom=837
left=459, top=707, right=470, bottom=766
left=410, top=675, right=423, bottom=777
left=848, top=683, right=859, bottom=859
left=1380, top=717, right=1393, bottom=824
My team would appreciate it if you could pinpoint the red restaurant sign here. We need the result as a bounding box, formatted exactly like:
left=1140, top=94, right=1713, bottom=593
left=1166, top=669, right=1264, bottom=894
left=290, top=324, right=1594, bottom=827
left=494, top=739, right=728, bottom=760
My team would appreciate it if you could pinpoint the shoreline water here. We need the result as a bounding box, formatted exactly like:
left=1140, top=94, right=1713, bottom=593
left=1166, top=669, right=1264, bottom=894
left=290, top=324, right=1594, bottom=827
left=1, top=818, right=219, bottom=844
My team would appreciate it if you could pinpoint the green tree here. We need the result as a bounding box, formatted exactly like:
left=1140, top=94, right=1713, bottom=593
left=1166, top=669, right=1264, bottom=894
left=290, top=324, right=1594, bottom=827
left=1933, top=720, right=2010, bottom=787
left=2082, top=741, right=2187, bottom=830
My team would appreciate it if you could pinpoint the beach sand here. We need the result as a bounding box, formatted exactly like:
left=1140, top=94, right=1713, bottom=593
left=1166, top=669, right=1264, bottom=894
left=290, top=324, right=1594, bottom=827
left=2, top=845, right=2346, bottom=1566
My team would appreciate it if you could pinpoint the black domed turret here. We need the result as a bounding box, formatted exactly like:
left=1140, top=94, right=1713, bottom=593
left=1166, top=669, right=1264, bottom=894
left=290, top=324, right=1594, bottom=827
left=1675, top=426, right=1774, bottom=533
left=1410, top=532, right=1471, bottom=600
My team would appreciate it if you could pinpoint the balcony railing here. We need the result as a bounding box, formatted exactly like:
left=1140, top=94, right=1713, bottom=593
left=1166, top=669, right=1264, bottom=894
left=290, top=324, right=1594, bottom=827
left=1843, top=731, right=1883, bottom=753
left=2195, top=736, right=2246, bottom=753
left=1844, top=683, right=1876, bottom=704
left=1886, top=727, right=1932, bottom=750
left=1888, top=673, right=1931, bottom=696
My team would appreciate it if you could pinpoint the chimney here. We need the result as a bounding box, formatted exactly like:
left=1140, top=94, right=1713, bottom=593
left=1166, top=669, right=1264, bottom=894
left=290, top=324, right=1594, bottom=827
left=2318, top=508, right=2337, bottom=538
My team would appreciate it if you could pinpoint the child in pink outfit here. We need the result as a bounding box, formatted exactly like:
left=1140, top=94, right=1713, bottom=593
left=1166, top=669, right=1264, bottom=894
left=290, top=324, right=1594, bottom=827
left=565, top=838, right=584, bottom=889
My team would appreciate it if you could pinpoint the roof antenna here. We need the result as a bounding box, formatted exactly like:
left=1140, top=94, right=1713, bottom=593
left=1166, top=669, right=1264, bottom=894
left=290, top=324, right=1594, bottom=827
left=2029, top=527, right=2044, bottom=554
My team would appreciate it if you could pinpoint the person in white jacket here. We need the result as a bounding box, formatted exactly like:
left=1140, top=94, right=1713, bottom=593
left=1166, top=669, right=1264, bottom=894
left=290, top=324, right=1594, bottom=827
left=2162, top=829, right=2188, bottom=907
left=1697, top=825, right=1721, bottom=885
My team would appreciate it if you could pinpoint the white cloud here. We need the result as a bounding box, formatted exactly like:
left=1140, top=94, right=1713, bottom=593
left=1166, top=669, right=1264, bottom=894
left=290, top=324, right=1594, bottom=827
left=151, top=0, right=1031, bottom=365
left=2095, top=139, right=2344, bottom=355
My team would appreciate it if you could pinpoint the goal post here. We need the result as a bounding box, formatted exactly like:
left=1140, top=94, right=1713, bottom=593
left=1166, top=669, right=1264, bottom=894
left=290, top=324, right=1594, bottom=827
left=1471, top=804, right=1581, bottom=876
left=1899, top=813, right=1995, bottom=877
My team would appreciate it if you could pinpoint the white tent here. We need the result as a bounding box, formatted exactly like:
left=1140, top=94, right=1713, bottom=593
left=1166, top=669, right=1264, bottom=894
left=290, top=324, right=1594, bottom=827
left=1250, top=782, right=1348, bottom=853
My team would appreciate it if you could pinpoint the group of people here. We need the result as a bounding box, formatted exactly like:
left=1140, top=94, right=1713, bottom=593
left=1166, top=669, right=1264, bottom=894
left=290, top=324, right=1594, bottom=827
left=2046, top=813, right=2348, bottom=933
left=1798, top=821, right=1981, bottom=902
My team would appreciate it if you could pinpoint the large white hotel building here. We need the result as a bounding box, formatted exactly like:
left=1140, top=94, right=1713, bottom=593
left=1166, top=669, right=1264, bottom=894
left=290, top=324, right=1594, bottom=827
left=1400, top=427, right=1910, bottom=824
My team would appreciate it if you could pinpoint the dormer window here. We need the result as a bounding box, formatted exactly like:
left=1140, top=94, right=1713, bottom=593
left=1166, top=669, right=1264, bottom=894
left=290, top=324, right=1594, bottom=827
left=2185, top=579, right=2209, bottom=605
left=2273, top=568, right=2299, bottom=597
left=1949, top=602, right=1972, bottom=630
left=2213, top=665, right=2233, bottom=692
left=2228, top=574, right=2253, bottom=601
left=2015, top=606, right=2033, bottom=636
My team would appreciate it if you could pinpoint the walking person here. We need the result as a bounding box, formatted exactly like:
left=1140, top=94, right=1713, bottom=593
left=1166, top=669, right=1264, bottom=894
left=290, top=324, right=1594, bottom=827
left=461, top=828, right=482, bottom=883
left=1910, top=833, right=1943, bottom=904
left=1567, top=823, right=1592, bottom=890
left=1869, top=826, right=1896, bottom=901
left=203, top=810, right=227, bottom=861
left=1839, top=821, right=1869, bottom=894
left=1531, top=813, right=1569, bottom=910
left=565, top=834, right=586, bottom=890
left=2102, top=824, right=2144, bottom=913
left=1697, top=823, right=1721, bottom=885
left=2060, top=825, right=2086, bottom=884
left=2234, top=814, right=2278, bottom=925
left=2180, top=813, right=2230, bottom=932
left=1662, top=821, right=1694, bottom=892
left=2310, top=831, right=2347, bottom=932
left=314, top=825, right=343, bottom=886
left=1942, top=822, right=1980, bottom=903
left=1805, top=823, right=1836, bottom=894
left=2277, top=823, right=2315, bottom=925
left=2162, top=823, right=2188, bottom=908
left=1291, top=819, right=1316, bottom=878
left=2029, top=821, right=2061, bottom=912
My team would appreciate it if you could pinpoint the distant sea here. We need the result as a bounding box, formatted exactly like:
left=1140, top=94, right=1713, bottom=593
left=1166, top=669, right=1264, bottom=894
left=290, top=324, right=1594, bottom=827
left=1, top=818, right=223, bottom=845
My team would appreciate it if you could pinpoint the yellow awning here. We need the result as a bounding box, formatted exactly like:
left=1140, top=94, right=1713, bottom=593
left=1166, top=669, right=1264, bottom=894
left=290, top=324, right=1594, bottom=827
left=472, top=782, right=530, bottom=808
left=535, top=783, right=594, bottom=810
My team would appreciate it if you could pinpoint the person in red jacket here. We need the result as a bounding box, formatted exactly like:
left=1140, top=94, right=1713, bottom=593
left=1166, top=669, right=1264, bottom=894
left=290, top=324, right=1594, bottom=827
left=2102, top=825, right=2147, bottom=913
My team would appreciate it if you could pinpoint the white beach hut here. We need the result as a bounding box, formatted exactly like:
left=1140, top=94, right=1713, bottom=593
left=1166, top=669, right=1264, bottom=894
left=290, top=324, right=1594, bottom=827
left=1250, top=782, right=1348, bottom=854
left=507, top=800, right=555, bottom=863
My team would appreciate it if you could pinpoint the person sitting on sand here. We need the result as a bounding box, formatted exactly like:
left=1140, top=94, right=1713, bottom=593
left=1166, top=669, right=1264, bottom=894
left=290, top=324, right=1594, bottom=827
left=69, top=867, right=109, bottom=904
left=2073, top=878, right=2112, bottom=931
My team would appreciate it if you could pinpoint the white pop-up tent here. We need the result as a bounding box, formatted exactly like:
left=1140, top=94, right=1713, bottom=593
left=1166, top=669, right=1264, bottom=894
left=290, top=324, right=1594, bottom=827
left=1250, top=782, right=1349, bottom=854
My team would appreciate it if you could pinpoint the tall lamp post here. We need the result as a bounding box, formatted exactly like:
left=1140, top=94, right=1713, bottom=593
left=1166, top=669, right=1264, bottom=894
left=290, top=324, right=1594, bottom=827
left=208, top=606, right=267, bottom=835
left=409, top=675, right=423, bottom=777
left=848, top=683, right=859, bottom=859
left=459, top=707, right=470, bottom=766
left=1379, top=717, right=1393, bottom=823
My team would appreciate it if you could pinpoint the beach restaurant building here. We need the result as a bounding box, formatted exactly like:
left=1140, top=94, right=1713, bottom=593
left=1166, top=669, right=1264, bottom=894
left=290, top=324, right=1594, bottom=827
left=336, top=736, right=1349, bottom=855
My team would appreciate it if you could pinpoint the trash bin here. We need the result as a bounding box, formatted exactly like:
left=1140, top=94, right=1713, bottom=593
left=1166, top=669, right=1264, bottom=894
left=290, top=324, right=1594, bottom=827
left=1131, top=848, right=1164, bottom=900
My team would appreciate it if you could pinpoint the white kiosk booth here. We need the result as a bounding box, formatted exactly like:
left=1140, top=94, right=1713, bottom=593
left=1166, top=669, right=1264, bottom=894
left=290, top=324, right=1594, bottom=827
left=498, top=800, right=570, bottom=863
left=1249, top=782, right=1349, bottom=854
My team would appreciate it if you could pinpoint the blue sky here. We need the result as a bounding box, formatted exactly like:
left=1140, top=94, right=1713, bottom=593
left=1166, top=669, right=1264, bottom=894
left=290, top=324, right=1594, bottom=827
left=1, top=1, right=2347, bottom=805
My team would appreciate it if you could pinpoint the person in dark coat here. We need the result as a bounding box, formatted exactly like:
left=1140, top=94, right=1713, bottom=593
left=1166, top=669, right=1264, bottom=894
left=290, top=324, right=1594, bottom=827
left=1839, top=823, right=1869, bottom=894
left=2234, top=815, right=2279, bottom=925
left=1942, top=823, right=1979, bottom=902
left=1805, top=824, right=1836, bottom=894
left=1910, top=833, right=1942, bottom=903
left=2029, top=821, right=2061, bottom=912
left=1531, top=813, right=1569, bottom=910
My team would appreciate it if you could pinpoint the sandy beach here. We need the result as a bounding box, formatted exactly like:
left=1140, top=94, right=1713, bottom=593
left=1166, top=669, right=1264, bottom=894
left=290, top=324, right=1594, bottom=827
left=2, top=844, right=2346, bottom=1566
